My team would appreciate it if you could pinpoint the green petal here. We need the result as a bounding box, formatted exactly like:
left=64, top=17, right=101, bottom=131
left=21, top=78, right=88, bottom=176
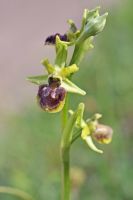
left=60, top=64, right=79, bottom=77
left=41, top=59, right=55, bottom=74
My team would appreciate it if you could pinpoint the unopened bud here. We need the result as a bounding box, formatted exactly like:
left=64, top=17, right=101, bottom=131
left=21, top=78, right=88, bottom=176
left=77, top=13, right=108, bottom=44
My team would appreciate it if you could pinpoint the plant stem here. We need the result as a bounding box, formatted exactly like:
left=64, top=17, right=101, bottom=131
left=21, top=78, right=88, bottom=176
left=61, top=98, right=70, bottom=200
left=61, top=147, right=70, bottom=200
left=61, top=96, right=68, bottom=131
left=61, top=100, right=78, bottom=200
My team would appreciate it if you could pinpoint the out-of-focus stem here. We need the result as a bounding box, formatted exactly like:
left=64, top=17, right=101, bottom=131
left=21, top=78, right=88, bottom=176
left=0, top=186, right=33, bottom=200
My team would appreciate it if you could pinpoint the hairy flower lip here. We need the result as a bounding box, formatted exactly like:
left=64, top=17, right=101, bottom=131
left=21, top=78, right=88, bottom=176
left=45, top=33, right=68, bottom=45
left=37, top=84, right=66, bottom=112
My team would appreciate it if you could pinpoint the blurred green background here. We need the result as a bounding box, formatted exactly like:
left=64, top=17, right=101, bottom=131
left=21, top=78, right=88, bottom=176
left=0, top=0, right=133, bottom=199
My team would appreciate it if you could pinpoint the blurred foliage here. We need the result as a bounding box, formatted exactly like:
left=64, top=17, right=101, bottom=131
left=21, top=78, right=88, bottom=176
left=0, top=1, right=133, bottom=199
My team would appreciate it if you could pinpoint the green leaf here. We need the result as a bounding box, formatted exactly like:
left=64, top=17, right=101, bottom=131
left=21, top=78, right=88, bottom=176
left=62, top=78, right=86, bottom=95
left=61, top=110, right=77, bottom=149
left=55, top=36, right=68, bottom=67
left=61, top=103, right=86, bottom=148
left=27, top=75, right=48, bottom=85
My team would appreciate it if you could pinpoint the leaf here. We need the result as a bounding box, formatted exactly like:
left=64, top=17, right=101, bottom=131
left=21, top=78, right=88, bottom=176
left=27, top=75, right=48, bottom=85
left=61, top=110, right=77, bottom=149
left=62, top=78, right=86, bottom=96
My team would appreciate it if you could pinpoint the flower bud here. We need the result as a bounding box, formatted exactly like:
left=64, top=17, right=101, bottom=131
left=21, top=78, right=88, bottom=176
left=37, top=77, right=66, bottom=113
left=45, top=33, right=68, bottom=45
left=77, top=13, right=108, bottom=44
left=92, top=124, right=113, bottom=144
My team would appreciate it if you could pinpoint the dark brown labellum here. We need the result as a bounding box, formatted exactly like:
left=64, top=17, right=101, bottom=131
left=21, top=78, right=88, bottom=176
left=37, top=84, right=66, bottom=113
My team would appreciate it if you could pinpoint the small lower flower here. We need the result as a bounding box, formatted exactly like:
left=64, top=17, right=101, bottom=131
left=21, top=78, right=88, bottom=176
left=37, top=78, right=66, bottom=113
left=80, top=113, right=113, bottom=153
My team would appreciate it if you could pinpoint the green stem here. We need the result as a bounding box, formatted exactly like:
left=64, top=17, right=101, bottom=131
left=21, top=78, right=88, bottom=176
left=70, top=44, right=81, bottom=66
left=61, top=98, right=70, bottom=200
left=61, top=96, right=68, bottom=131
left=0, top=186, right=33, bottom=200
left=61, top=147, right=70, bottom=200
left=61, top=103, right=78, bottom=200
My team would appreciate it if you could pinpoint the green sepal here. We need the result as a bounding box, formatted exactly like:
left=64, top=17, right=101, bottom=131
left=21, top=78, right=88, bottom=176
left=41, top=59, right=55, bottom=74
left=67, top=19, right=77, bottom=33
left=27, top=74, right=48, bottom=85
left=62, top=78, right=86, bottom=96
left=67, top=19, right=80, bottom=43
left=84, top=135, right=103, bottom=154
left=55, top=36, right=68, bottom=67
left=81, top=124, right=90, bottom=139
left=81, top=7, right=100, bottom=32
